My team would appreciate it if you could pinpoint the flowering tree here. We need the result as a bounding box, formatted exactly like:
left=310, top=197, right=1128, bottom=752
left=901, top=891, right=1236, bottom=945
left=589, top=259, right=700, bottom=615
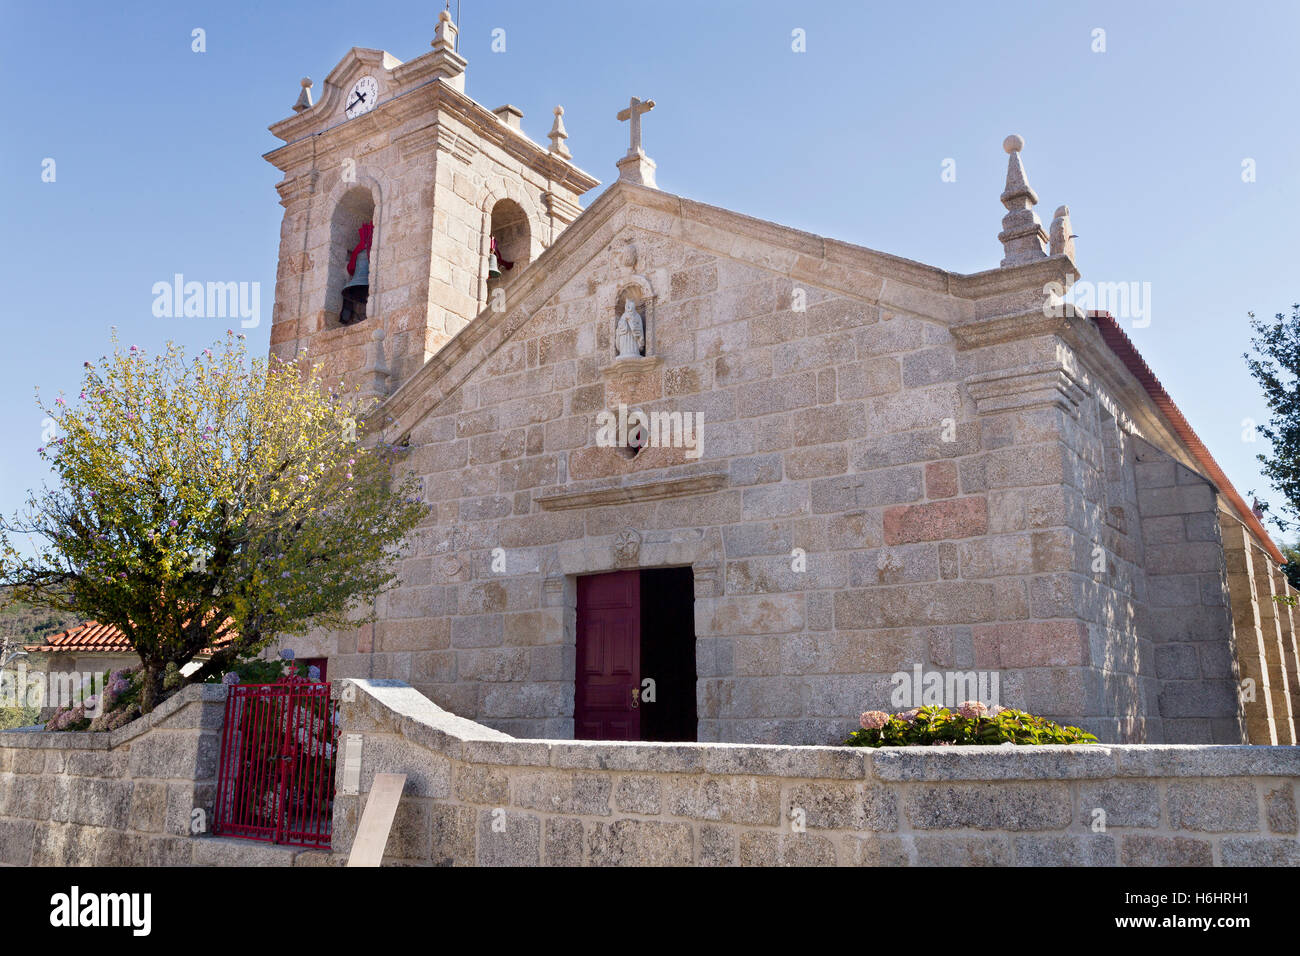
left=0, top=332, right=426, bottom=712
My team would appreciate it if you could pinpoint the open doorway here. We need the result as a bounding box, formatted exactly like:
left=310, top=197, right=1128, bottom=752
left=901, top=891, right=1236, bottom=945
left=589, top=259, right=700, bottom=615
left=574, top=566, right=696, bottom=741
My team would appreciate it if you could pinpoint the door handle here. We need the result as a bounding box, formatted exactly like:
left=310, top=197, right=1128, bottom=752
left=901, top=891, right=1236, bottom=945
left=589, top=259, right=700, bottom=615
left=630, top=686, right=639, bottom=709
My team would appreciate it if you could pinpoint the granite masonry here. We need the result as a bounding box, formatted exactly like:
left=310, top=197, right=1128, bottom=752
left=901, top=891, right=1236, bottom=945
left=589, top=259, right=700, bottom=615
left=263, top=19, right=1297, bottom=746
left=325, top=679, right=1300, bottom=867
left=0, top=685, right=229, bottom=866
left=2, top=681, right=1297, bottom=867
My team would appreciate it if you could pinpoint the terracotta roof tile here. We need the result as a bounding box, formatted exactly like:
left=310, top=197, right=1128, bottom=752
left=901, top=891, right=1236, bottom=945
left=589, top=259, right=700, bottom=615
left=25, top=620, right=237, bottom=654
left=1090, top=311, right=1283, bottom=563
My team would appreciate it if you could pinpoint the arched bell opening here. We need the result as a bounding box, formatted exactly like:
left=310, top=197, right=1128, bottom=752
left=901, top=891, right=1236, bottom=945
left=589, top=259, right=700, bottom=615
left=328, top=186, right=376, bottom=328
left=486, top=198, right=530, bottom=290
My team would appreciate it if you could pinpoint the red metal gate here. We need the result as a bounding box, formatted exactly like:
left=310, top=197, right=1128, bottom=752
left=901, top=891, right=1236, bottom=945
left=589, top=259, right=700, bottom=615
left=212, top=679, right=339, bottom=849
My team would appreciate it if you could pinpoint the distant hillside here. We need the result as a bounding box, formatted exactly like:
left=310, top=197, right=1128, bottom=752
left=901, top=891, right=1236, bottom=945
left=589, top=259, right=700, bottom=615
left=0, top=588, right=81, bottom=646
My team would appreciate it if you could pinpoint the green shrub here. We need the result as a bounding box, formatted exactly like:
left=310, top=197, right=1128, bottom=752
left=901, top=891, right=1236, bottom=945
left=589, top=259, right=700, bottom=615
left=201, top=652, right=311, bottom=685
left=0, top=706, right=42, bottom=730
left=845, top=704, right=1098, bottom=747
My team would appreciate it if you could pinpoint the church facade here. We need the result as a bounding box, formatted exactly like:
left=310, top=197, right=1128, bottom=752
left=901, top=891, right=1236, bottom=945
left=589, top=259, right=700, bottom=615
left=265, top=13, right=1298, bottom=746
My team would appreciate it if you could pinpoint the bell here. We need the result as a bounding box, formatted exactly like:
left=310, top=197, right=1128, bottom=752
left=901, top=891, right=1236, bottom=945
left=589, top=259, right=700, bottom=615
left=487, top=252, right=501, bottom=279
left=342, top=250, right=370, bottom=306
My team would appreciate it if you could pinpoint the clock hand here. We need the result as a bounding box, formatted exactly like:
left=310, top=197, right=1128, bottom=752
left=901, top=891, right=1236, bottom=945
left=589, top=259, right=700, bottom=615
left=347, top=94, right=363, bottom=111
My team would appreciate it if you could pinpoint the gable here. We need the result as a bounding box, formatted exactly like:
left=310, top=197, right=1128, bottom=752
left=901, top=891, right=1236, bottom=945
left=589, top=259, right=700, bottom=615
left=380, top=181, right=985, bottom=443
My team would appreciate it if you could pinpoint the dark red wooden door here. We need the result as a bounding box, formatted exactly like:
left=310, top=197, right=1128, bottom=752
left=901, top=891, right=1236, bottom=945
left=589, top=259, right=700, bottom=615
left=575, top=571, right=640, bottom=740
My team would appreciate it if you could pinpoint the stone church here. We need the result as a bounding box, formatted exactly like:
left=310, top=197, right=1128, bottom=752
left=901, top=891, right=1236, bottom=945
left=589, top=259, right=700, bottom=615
left=266, top=12, right=1297, bottom=746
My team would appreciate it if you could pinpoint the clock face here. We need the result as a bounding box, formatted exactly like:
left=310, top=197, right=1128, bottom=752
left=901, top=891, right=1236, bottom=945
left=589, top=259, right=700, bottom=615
left=344, top=75, right=379, bottom=119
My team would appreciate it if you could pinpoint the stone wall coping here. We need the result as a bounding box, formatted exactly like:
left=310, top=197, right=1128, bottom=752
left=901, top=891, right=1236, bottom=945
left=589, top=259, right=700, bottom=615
left=0, top=682, right=227, bottom=751
left=345, top=679, right=1300, bottom=782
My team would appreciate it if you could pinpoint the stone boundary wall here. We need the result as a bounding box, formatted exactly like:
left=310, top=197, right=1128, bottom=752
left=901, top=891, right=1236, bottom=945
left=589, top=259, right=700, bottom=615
left=0, top=684, right=236, bottom=866
left=334, top=679, right=1300, bottom=866
left=3, top=679, right=1298, bottom=866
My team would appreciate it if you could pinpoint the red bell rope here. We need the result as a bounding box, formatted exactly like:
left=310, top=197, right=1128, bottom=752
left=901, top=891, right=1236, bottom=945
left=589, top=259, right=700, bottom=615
left=347, top=222, right=374, bottom=275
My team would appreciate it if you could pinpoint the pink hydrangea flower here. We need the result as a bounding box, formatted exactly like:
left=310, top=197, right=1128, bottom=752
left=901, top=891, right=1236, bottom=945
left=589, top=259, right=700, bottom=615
left=896, top=708, right=920, bottom=723
left=957, top=700, right=990, bottom=719
left=859, top=710, right=890, bottom=730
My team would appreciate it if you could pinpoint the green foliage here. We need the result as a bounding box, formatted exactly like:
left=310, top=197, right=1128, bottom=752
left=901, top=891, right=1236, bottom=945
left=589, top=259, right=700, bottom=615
left=0, top=587, right=80, bottom=645
left=0, top=332, right=428, bottom=711
left=0, top=706, right=42, bottom=730
left=162, top=661, right=182, bottom=691
left=1282, top=545, right=1300, bottom=593
left=205, top=653, right=308, bottom=685
left=844, top=706, right=1099, bottom=747
left=1244, top=306, right=1300, bottom=533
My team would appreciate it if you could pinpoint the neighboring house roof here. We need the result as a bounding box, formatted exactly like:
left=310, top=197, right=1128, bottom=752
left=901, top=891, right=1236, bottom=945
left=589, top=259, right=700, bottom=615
left=25, top=620, right=237, bottom=655
left=25, top=620, right=135, bottom=654
left=1090, top=311, right=1283, bottom=564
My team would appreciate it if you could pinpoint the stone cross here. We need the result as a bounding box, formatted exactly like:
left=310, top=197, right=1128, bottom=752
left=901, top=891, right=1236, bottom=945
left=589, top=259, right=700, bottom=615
left=617, top=97, right=655, bottom=156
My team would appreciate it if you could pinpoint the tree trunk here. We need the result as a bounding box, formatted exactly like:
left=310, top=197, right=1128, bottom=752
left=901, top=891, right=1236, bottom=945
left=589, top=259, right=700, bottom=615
left=139, top=662, right=165, bottom=714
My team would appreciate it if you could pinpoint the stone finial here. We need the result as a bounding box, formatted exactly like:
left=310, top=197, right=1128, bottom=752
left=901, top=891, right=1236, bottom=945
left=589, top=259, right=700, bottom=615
left=430, top=8, right=468, bottom=92
left=997, top=134, right=1048, bottom=267
left=433, top=7, right=458, bottom=52
left=293, top=77, right=313, bottom=113
left=364, top=327, right=391, bottom=397
left=615, top=96, right=657, bottom=188
left=548, top=106, right=572, bottom=160
left=1049, top=204, right=1077, bottom=260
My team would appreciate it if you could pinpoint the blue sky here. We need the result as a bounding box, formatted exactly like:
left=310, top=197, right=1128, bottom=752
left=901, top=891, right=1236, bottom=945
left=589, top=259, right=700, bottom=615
left=2, top=0, right=1298, bottom=540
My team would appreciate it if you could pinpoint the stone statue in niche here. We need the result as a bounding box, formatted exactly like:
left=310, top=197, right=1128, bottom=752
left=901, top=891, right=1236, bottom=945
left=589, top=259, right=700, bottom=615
left=615, top=298, right=645, bottom=359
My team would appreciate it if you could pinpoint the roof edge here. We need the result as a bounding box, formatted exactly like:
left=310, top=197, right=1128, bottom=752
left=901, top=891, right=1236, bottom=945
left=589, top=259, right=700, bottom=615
left=1090, top=311, right=1283, bottom=564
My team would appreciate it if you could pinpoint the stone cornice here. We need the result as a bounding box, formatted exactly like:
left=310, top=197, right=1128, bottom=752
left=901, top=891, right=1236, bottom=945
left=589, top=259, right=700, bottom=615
left=535, top=472, right=728, bottom=511
left=949, top=309, right=1075, bottom=350
left=274, top=172, right=317, bottom=207
left=966, top=362, right=1090, bottom=416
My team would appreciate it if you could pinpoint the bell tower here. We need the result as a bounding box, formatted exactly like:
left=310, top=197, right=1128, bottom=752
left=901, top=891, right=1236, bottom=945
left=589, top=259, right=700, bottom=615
left=264, top=10, right=599, bottom=393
